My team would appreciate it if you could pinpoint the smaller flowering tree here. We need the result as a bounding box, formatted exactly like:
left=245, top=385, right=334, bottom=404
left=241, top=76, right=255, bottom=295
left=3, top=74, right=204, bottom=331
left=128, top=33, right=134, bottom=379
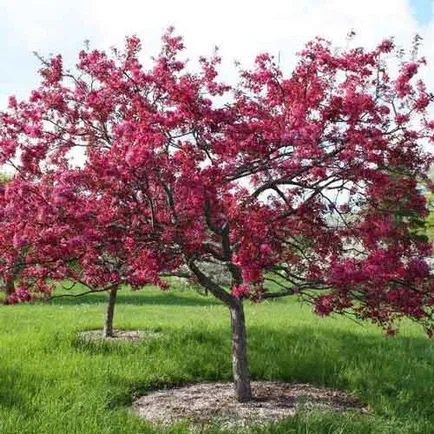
left=0, top=172, right=165, bottom=337
left=1, top=31, right=433, bottom=402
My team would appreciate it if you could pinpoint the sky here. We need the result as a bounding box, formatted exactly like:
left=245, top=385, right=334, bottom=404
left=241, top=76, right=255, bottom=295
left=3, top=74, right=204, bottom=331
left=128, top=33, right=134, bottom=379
left=0, top=0, right=434, bottom=109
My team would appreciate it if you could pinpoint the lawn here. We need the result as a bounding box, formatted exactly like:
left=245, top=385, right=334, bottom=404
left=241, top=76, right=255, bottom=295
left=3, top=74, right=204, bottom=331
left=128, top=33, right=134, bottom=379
left=0, top=285, right=433, bottom=433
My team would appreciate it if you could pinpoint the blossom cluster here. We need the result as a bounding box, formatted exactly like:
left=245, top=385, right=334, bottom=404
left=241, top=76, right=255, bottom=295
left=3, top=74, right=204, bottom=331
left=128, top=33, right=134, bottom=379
left=0, top=30, right=433, bottom=335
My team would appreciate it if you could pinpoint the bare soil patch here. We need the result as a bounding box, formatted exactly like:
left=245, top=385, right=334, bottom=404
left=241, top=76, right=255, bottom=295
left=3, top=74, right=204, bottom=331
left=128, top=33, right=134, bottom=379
left=132, top=381, right=368, bottom=430
left=78, top=329, right=161, bottom=342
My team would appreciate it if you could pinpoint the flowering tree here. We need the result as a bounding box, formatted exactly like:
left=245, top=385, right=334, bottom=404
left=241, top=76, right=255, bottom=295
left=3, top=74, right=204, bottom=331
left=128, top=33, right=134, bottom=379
left=0, top=173, right=130, bottom=336
left=1, top=30, right=433, bottom=401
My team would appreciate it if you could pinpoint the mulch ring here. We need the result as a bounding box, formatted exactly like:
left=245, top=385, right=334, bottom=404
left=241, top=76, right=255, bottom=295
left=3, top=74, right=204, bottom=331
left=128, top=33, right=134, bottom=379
left=132, top=381, right=368, bottom=430
left=78, top=329, right=161, bottom=343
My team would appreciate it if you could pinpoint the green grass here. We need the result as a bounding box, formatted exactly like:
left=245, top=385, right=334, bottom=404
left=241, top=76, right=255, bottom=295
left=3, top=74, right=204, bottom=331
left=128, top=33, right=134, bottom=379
left=0, top=285, right=433, bottom=433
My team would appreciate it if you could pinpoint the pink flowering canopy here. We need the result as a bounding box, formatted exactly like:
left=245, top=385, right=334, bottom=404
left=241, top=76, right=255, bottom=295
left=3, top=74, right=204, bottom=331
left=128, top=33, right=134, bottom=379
left=1, top=30, right=433, bottom=334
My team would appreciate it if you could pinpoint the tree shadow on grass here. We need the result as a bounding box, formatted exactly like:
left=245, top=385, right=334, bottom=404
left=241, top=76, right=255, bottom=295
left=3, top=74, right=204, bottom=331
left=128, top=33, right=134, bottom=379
left=1, top=324, right=432, bottom=433
left=50, top=291, right=220, bottom=307
left=248, top=325, right=434, bottom=422
left=112, top=324, right=434, bottom=427
left=0, top=366, right=30, bottom=412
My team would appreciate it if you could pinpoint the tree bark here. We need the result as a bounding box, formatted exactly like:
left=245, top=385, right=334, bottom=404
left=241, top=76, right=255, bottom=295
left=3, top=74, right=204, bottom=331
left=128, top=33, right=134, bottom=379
left=187, top=260, right=252, bottom=402
left=103, top=286, right=118, bottom=338
left=230, top=300, right=252, bottom=402
left=5, top=278, right=15, bottom=297
left=2, top=278, right=15, bottom=303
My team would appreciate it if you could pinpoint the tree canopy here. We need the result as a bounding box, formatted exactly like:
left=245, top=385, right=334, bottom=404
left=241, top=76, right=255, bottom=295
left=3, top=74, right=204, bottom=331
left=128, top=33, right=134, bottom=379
left=1, top=30, right=433, bottom=401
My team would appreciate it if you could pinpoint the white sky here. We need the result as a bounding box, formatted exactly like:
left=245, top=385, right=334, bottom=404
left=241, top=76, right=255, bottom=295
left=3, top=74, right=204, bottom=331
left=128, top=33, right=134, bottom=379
left=1, top=0, right=434, bottom=108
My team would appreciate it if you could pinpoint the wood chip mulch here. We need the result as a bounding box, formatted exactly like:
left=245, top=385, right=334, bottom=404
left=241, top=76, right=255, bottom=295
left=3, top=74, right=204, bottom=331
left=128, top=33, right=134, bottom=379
left=78, top=329, right=161, bottom=342
left=132, top=381, right=368, bottom=430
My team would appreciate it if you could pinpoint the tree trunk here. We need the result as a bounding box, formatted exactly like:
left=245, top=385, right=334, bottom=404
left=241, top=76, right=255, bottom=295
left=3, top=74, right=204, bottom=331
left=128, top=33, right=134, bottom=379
left=2, top=278, right=15, bottom=303
left=103, top=287, right=118, bottom=338
left=186, top=260, right=252, bottom=401
left=230, top=300, right=252, bottom=402
left=5, top=278, right=15, bottom=297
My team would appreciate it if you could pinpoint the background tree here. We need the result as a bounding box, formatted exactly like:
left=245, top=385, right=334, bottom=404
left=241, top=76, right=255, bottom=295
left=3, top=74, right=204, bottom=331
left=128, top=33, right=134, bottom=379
left=1, top=31, right=433, bottom=402
left=0, top=174, right=141, bottom=337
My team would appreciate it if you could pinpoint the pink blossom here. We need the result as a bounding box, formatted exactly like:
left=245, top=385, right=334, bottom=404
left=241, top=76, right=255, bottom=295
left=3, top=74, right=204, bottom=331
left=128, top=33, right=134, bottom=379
left=232, top=284, right=250, bottom=298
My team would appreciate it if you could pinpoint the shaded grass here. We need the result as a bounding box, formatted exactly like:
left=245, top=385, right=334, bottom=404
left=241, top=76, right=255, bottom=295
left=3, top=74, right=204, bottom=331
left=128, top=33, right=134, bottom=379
left=0, top=287, right=433, bottom=433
